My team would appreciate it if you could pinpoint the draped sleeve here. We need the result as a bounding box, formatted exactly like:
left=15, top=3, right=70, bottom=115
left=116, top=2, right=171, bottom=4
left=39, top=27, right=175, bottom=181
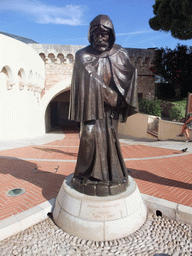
left=69, top=47, right=105, bottom=122
left=110, top=47, right=139, bottom=122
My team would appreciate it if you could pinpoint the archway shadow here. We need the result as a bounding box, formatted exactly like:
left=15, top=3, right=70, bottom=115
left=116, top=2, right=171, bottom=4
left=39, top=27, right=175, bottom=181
left=0, top=157, right=67, bottom=202
left=127, top=168, right=192, bottom=190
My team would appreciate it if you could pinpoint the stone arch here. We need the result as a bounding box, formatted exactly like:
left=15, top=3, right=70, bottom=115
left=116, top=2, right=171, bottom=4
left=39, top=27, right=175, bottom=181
left=144, top=57, right=150, bottom=65
left=48, top=90, right=73, bottom=131
left=40, top=78, right=73, bottom=133
left=66, top=54, right=74, bottom=63
left=136, top=57, right=143, bottom=66
left=18, top=68, right=26, bottom=90
left=48, top=53, right=56, bottom=64
left=33, top=72, right=38, bottom=89
left=39, top=53, right=46, bottom=63
left=1, top=65, right=15, bottom=89
left=28, top=70, right=33, bottom=89
left=130, top=56, right=135, bottom=66
left=29, top=70, right=33, bottom=79
left=57, top=53, right=65, bottom=64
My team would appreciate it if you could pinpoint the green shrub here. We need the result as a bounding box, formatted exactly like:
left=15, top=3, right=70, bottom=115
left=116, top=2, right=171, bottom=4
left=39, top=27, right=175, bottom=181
left=169, top=104, right=185, bottom=121
left=139, top=99, right=162, bottom=117
left=139, top=99, right=150, bottom=114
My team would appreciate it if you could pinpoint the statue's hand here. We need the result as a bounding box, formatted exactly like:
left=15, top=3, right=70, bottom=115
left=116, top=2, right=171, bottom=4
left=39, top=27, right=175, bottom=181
left=102, top=85, right=118, bottom=107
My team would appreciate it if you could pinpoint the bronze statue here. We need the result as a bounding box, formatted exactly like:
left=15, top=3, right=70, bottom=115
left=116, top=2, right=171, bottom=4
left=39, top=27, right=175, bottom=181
left=69, top=15, right=138, bottom=196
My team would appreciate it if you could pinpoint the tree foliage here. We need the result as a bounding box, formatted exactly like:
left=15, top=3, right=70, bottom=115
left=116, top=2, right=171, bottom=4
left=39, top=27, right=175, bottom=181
left=150, top=44, right=192, bottom=98
left=149, top=0, right=192, bottom=40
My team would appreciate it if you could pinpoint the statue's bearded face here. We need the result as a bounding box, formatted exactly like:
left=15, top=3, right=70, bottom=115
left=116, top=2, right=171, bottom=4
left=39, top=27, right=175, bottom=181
left=91, top=26, right=110, bottom=53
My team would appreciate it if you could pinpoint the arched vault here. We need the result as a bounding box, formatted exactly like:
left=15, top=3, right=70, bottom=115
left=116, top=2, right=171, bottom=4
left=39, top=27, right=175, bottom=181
left=40, top=77, right=72, bottom=132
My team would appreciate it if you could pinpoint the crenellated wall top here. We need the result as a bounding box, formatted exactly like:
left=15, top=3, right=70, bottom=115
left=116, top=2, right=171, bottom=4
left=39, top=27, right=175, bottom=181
left=29, top=44, right=155, bottom=67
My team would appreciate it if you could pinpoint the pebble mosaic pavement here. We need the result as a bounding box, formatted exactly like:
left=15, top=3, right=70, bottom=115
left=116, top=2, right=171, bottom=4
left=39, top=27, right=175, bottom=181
left=0, top=131, right=192, bottom=255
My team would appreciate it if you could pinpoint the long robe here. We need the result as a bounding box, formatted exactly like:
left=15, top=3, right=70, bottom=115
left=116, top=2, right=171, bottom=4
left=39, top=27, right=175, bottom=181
left=69, top=44, right=138, bottom=183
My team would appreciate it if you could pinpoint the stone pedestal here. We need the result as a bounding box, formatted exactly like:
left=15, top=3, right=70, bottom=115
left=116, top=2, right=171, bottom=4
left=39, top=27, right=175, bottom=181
left=53, top=174, right=147, bottom=241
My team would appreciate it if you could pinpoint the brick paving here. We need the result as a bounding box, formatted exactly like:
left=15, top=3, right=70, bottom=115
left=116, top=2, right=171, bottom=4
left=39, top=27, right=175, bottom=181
left=0, top=132, right=192, bottom=222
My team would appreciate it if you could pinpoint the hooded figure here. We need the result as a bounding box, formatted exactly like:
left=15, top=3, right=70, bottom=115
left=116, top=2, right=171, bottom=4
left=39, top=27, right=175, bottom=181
left=69, top=15, right=138, bottom=196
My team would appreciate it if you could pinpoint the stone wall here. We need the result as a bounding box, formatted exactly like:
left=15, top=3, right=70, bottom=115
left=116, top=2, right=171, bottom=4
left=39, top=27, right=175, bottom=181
left=127, top=48, right=155, bottom=100
left=29, top=44, right=155, bottom=100
left=29, top=44, right=83, bottom=98
left=137, top=75, right=155, bottom=100
left=42, top=63, right=73, bottom=97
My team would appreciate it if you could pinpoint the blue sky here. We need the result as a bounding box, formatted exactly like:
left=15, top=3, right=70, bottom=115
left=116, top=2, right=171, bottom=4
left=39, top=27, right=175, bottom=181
left=1, top=0, right=192, bottom=49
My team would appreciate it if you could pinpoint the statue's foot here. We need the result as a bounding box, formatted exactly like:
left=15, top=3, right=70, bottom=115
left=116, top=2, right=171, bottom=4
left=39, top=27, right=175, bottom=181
left=72, top=177, right=128, bottom=196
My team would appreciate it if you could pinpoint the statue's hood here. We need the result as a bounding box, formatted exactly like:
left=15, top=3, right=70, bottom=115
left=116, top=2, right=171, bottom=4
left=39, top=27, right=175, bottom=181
left=88, top=15, right=116, bottom=45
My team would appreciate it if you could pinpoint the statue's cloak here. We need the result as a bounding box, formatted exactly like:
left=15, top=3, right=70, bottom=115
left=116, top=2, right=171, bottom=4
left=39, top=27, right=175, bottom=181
left=69, top=44, right=138, bottom=123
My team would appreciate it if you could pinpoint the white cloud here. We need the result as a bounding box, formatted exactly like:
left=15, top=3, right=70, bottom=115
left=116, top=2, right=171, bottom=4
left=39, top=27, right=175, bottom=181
left=0, top=0, right=86, bottom=25
left=116, top=30, right=153, bottom=36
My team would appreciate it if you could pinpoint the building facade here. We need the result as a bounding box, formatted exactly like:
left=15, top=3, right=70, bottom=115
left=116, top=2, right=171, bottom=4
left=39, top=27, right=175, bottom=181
left=0, top=34, right=155, bottom=140
left=30, top=44, right=155, bottom=133
left=0, top=34, right=45, bottom=140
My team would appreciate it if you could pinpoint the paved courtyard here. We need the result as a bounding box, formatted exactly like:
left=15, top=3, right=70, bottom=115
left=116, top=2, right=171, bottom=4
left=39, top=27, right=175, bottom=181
left=0, top=131, right=192, bottom=255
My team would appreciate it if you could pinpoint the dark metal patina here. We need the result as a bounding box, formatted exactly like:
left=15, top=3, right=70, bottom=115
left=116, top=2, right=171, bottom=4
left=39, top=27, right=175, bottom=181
left=69, top=15, right=138, bottom=196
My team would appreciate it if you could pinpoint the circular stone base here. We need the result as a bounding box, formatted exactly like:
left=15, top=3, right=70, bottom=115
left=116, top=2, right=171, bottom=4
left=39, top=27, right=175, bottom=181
left=53, top=174, right=147, bottom=241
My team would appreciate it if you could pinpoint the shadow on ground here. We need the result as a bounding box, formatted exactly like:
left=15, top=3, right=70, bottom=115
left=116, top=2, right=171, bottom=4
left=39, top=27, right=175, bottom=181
left=0, top=157, right=67, bottom=201
left=128, top=168, right=192, bottom=190
left=33, top=147, right=78, bottom=158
